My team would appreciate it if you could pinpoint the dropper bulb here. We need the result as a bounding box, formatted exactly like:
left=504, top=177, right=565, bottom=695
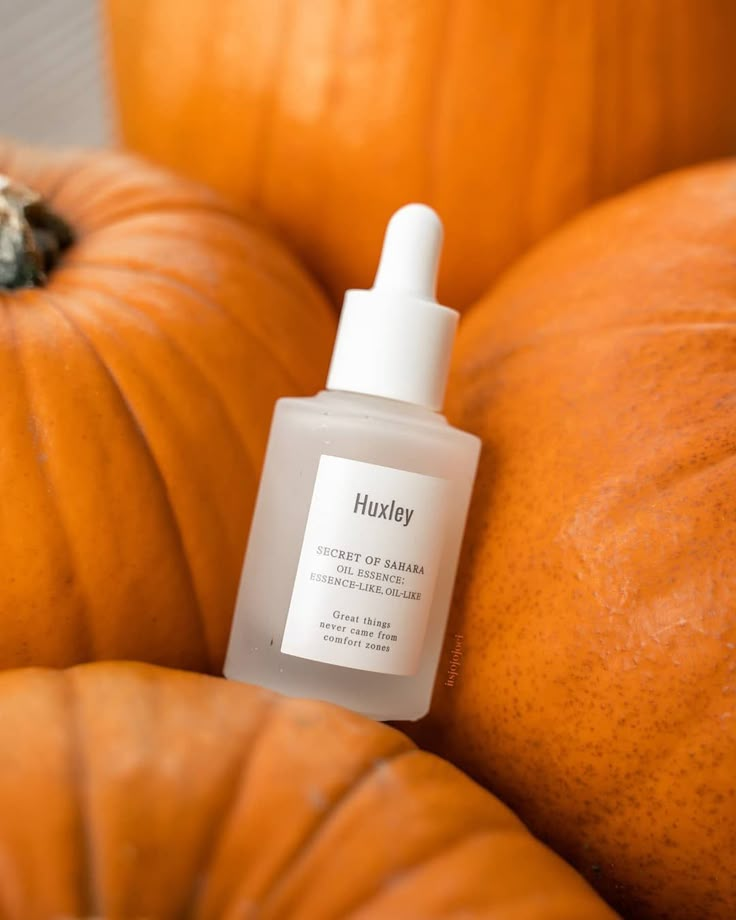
left=326, top=202, right=457, bottom=410
left=372, top=203, right=443, bottom=300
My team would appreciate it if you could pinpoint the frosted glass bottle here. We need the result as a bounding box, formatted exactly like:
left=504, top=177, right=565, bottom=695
left=224, top=205, right=480, bottom=721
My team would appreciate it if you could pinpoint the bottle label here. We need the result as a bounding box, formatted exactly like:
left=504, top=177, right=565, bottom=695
left=281, top=455, right=451, bottom=676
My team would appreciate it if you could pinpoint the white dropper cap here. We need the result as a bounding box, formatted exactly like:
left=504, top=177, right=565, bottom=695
left=326, top=203, right=458, bottom=411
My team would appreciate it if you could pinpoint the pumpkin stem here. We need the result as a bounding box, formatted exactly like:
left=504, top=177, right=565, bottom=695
left=0, top=176, right=73, bottom=289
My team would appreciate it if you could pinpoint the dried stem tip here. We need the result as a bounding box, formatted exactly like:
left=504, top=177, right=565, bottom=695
left=0, top=176, right=73, bottom=289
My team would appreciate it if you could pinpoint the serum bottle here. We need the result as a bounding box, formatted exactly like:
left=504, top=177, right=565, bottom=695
left=224, top=204, right=480, bottom=720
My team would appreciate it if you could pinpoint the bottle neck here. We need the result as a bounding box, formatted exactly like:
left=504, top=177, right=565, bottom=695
left=318, top=388, right=446, bottom=423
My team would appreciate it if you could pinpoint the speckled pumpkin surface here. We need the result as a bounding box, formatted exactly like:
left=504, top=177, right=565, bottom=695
left=412, top=161, right=736, bottom=920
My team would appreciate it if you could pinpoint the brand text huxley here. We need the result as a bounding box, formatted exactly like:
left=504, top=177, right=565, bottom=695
left=353, top=492, right=414, bottom=527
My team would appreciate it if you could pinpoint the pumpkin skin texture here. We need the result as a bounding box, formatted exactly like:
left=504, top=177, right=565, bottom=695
left=410, top=162, right=736, bottom=920
left=105, top=0, right=736, bottom=310
left=0, top=662, right=618, bottom=919
left=0, top=139, right=334, bottom=673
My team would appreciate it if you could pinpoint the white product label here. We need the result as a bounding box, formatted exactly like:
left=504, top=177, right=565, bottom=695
left=281, top=455, right=450, bottom=675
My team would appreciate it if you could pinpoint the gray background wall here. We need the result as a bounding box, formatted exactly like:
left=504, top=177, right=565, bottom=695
left=0, top=0, right=110, bottom=147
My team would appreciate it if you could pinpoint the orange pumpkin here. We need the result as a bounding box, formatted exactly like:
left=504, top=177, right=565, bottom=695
left=0, top=660, right=618, bottom=918
left=106, top=0, right=736, bottom=310
left=0, top=139, right=334, bottom=672
left=411, top=162, right=736, bottom=919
